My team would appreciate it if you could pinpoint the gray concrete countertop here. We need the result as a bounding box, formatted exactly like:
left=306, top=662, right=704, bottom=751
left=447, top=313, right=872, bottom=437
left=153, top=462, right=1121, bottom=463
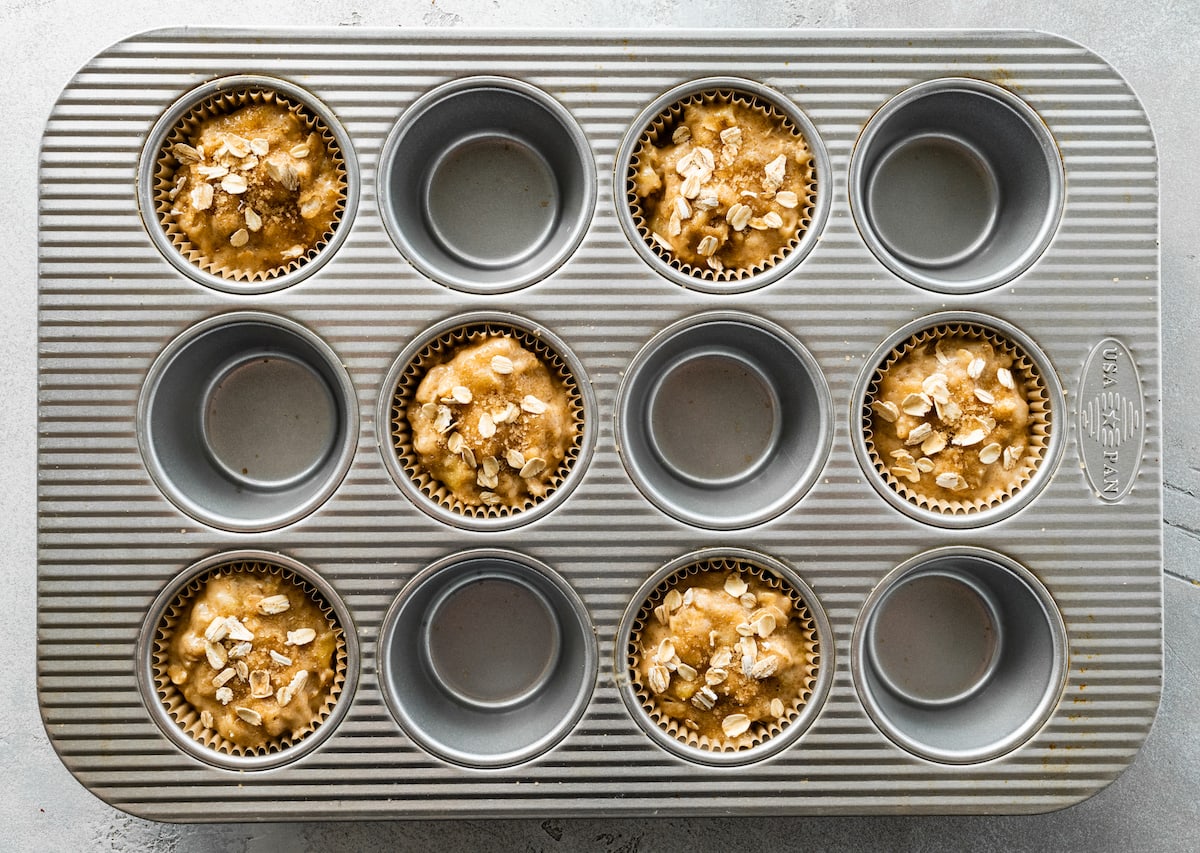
left=4, top=2, right=1196, bottom=850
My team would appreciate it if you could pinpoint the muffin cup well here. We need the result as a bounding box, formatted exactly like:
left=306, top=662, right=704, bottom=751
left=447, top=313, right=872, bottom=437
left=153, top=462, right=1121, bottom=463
left=617, top=549, right=833, bottom=766
left=616, top=312, right=831, bottom=530
left=854, top=312, right=1063, bottom=528
left=137, top=551, right=358, bottom=771
left=378, top=312, right=595, bottom=531
left=850, top=78, right=1064, bottom=294
left=139, top=75, right=358, bottom=294
left=378, top=76, right=595, bottom=294
left=137, top=312, right=359, bottom=533
left=377, top=550, right=597, bottom=768
left=852, top=547, right=1068, bottom=764
left=616, top=78, right=831, bottom=294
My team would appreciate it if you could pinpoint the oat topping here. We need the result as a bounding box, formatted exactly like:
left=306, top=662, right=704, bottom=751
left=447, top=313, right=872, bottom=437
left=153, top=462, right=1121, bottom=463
left=723, top=575, right=748, bottom=598
left=257, top=594, right=291, bottom=615
left=249, top=669, right=273, bottom=699
left=722, top=713, right=752, bottom=738
left=286, top=628, right=317, bottom=647
left=235, top=706, right=264, bottom=726
left=224, top=617, right=255, bottom=642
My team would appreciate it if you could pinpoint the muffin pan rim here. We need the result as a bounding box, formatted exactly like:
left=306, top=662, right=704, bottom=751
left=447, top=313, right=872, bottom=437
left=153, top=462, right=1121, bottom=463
left=37, top=27, right=1161, bottom=820
left=850, top=544, right=1070, bottom=765
left=847, top=76, right=1066, bottom=295
left=376, top=547, right=599, bottom=769
left=613, top=309, right=834, bottom=530
left=135, top=309, right=362, bottom=533
left=376, top=74, right=598, bottom=295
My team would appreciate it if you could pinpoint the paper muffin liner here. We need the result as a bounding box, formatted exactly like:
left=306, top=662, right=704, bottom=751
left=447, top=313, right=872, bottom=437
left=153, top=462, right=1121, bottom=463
left=152, top=85, right=348, bottom=283
left=388, top=322, right=586, bottom=519
left=150, top=558, right=348, bottom=759
left=862, top=322, right=1052, bottom=517
left=626, top=88, right=818, bottom=284
left=627, top=557, right=821, bottom=753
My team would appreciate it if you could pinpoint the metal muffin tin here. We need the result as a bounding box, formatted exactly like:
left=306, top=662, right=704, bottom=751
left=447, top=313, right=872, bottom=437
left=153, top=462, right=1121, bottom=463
left=37, top=28, right=1161, bottom=820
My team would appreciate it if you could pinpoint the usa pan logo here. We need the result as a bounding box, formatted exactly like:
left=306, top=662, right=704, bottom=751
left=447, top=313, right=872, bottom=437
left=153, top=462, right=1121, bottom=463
left=1078, top=338, right=1145, bottom=502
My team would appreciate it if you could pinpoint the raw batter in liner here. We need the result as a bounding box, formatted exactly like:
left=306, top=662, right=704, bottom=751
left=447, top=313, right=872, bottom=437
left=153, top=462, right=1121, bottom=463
left=631, top=98, right=814, bottom=274
left=406, top=335, right=576, bottom=509
left=635, top=568, right=816, bottom=746
left=166, top=100, right=342, bottom=276
left=869, top=334, right=1035, bottom=506
left=165, top=570, right=339, bottom=749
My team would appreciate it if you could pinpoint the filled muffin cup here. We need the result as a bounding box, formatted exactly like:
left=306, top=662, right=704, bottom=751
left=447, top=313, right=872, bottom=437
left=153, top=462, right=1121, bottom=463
left=139, top=74, right=358, bottom=294
left=377, top=76, right=595, bottom=294
left=616, top=77, right=831, bottom=294
left=378, top=312, right=596, bottom=531
left=137, top=551, right=358, bottom=771
left=617, top=549, right=833, bottom=766
left=377, top=549, right=596, bottom=768
left=849, top=78, right=1064, bottom=294
left=852, top=546, right=1068, bottom=764
left=854, top=312, right=1064, bottom=528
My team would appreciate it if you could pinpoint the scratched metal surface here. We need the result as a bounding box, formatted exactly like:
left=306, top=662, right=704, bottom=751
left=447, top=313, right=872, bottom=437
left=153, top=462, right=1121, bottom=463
left=36, top=28, right=1161, bottom=820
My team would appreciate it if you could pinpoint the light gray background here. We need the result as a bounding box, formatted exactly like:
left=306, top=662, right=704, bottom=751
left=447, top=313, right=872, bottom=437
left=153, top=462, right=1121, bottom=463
left=4, top=1, right=1197, bottom=851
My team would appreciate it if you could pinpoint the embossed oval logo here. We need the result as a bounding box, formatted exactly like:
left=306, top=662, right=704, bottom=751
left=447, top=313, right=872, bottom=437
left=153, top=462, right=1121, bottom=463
left=1078, top=338, right=1144, bottom=502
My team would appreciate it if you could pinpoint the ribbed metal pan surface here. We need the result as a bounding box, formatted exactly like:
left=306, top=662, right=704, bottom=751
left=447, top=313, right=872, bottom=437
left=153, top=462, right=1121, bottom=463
left=37, top=28, right=1161, bottom=819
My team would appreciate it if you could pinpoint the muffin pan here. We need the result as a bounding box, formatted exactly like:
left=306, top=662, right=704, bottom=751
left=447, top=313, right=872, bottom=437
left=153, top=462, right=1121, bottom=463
left=37, top=29, right=1161, bottom=820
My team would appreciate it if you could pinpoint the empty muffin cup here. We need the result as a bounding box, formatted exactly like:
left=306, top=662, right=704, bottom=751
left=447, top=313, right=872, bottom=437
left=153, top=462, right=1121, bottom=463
left=617, top=548, right=833, bottom=766
left=378, top=312, right=595, bottom=531
left=139, top=74, right=358, bottom=295
left=137, top=312, right=359, bottom=532
left=853, top=547, right=1067, bottom=764
left=137, top=550, right=358, bottom=771
left=378, top=76, right=595, bottom=293
left=378, top=550, right=597, bottom=768
left=850, top=78, right=1063, bottom=293
left=616, top=312, right=831, bottom=529
left=617, top=78, right=831, bottom=293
